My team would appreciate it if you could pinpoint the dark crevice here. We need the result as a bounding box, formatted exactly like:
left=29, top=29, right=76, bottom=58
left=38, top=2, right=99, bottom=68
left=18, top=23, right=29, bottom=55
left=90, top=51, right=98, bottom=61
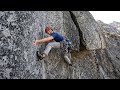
left=69, top=11, right=86, bottom=51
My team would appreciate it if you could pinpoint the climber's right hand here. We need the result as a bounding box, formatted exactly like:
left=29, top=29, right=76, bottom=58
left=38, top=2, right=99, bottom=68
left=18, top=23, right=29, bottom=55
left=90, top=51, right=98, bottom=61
left=33, top=40, right=38, bottom=46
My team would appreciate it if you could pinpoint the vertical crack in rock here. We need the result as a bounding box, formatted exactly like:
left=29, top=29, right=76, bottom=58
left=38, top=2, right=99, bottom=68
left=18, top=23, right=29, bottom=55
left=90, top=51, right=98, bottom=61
left=69, top=11, right=86, bottom=50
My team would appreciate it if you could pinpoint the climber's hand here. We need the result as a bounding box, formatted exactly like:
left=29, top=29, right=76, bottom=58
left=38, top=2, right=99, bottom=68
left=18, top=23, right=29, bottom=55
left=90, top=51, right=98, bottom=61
left=33, top=40, right=38, bottom=46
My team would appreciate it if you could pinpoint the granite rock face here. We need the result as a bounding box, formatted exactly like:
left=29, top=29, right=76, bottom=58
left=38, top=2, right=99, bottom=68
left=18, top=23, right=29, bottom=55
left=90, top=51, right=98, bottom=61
left=71, top=11, right=106, bottom=50
left=0, top=11, right=120, bottom=79
left=97, top=20, right=120, bottom=35
left=110, top=21, right=120, bottom=30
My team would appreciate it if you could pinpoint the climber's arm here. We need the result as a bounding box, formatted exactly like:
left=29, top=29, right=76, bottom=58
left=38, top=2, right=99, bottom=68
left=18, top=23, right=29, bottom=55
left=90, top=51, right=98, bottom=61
left=37, top=36, right=54, bottom=43
left=33, top=36, right=54, bottom=45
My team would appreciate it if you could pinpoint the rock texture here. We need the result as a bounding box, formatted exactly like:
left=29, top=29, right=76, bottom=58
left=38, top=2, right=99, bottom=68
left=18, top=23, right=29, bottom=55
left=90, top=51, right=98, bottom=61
left=0, top=11, right=120, bottom=79
left=97, top=20, right=120, bottom=35
left=110, top=21, right=120, bottom=31
left=97, top=20, right=120, bottom=78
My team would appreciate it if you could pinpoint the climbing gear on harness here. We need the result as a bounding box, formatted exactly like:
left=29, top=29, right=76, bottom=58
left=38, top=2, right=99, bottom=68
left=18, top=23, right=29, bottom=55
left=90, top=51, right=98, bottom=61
left=45, top=26, right=52, bottom=33
left=66, top=39, right=72, bottom=53
left=60, top=38, right=72, bottom=53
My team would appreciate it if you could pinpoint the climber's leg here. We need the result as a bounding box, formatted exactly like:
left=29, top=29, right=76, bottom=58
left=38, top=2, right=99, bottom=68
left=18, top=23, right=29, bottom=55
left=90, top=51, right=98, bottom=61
left=37, top=42, right=60, bottom=60
left=43, top=41, right=60, bottom=56
left=63, top=54, right=72, bottom=66
left=60, top=40, right=72, bottom=66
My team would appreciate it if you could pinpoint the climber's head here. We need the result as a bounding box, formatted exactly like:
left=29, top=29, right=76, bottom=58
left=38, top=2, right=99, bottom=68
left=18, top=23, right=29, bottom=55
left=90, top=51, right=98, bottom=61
left=45, top=26, right=53, bottom=35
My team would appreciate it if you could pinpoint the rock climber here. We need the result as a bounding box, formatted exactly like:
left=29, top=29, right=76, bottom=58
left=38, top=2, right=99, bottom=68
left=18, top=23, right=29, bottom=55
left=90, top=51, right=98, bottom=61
left=33, top=26, right=72, bottom=66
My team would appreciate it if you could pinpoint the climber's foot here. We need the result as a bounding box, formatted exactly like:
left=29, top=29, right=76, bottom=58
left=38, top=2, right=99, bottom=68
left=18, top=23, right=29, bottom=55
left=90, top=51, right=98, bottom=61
left=36, top=51, right=45, bottom=60
left=69, top=63, right=73, bottom=66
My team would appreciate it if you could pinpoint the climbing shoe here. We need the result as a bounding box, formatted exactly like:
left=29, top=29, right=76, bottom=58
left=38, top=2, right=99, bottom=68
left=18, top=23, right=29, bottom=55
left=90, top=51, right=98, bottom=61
left=64, top=55, right=72, bottom=66
left=36, top=51, right=45, bottom=60
left=69, top=63, right=73, bottom=66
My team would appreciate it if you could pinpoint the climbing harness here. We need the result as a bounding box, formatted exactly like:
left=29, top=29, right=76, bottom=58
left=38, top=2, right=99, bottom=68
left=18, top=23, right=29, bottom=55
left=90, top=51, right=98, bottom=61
left=60, top=38, right=72, bottom=53
left=66, top=38, right=72, bottom=53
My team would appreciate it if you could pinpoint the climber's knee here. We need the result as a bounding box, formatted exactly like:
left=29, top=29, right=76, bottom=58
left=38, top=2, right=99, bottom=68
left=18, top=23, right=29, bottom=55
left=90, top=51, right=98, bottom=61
left=46, top=42, right=53, bottom=47
left=47, top=42, right=60, bottom=48
left=43, top=43, right=52, bottom=56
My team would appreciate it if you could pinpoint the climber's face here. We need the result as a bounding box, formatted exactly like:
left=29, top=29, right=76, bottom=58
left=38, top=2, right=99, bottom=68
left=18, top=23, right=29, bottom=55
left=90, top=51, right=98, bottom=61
left=47, top=29, right=53, bottom=35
